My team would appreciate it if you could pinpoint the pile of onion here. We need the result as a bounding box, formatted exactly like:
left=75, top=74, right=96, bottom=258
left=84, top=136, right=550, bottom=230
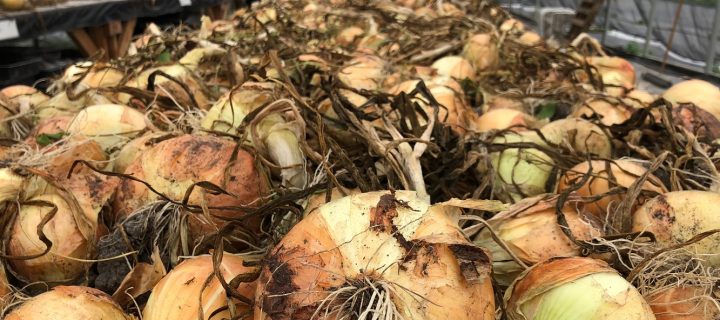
left=143, top=253, right=256, bottom=320
left=255, top=190, right=495, bottom=319
left=6, top=286, right=133, bottom=320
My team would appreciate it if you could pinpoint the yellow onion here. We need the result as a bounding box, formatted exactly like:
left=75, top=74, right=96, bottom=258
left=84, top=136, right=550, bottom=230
left=462, top=33, right=499, bottom=72
left=506, top=257, right=654, bottom=320
left=490, top=131, right=554, bottom=202
left=633, top=191, right=720, bottom=267
left=255, top=191, right=495, bottom=319
left=587, top=56, right=636, bottom=96
left=6, top=286, right=132, bottom=320
left=24, top=116, right=72, bottom=148
left=337, top=54, right=388, bottom=91
left=431, top=56, right=476, bottom=80
left=624, top=89, right=656, bottom=109
left=500, top=18, right=525, bottom=33
left=66, top=104, right=147, bottom=151
left=672, top=103, right=720, bottom=141
left=201, top=82, right=307, bottom=188
left=647, top=286, right=719, bottom=320
left=662, top=79, right=720, bottom=121
left=0, top=263, right=10, bottom=309
left=474, top=195, right=602, bottom=285
left=574, top=98, right=633, bottom=126
left=558, top=159, right=667, bottom=221
left=55, top=62, right=125, bottom=96
left=114, top=134, right=269, bottom=232
left=0, top=85, right=49, bottom=115
left=129, top=64, right=209, bottom=109
left=518, top=31, right=542, bottom=46
left=35, top=90, right=112, bottom=120
left=7, top=193, right=92, bottom=283
left=303, top=187, right=361, bottom=216
left=143, top=253, right=256, bottom=320
left=336, top=26, right=365, bottom=46
left=113, top=132, right=167, bottom=174
left=541, top=118, right=612, bottom=158
left=470, top=108, right=533, bottom=132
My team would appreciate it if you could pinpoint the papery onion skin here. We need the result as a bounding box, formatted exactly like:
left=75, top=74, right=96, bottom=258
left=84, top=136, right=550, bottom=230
left=255, top=191, right=495, bottom=320
left=143, top=253, right=256, bottom=320
left=672, top=103, right=720, bottom=142
left=557, top=159, right=667, bottom=220
left=6, top=286, right=132, bottom=320
left=506, top=257, right=655, bottom=320
left=7, top=193, right=92, bottom=283
left=474, top=195, right=602, bottom=285
left=114, top=134, right=269, bottom=231
left=632, top=191, right=720, bottom=267
left=541, top=118, right=612, bottom=158
left=574, top=98, right=633, bottom=126
left=647, top=286, right=719, bottom=320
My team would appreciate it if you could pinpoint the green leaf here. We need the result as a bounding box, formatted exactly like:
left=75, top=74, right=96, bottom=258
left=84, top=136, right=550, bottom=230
left=536, top=103, right=557, bottom=120
left=36, top=132, right=66, bottom=147
left=157, top=51, right=172, bottom=63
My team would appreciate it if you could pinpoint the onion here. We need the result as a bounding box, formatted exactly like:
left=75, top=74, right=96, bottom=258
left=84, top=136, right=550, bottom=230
left=633, top=191, right=720, bottom=267
left=114, top=134, right=269, bottom=231
left=143, top=253, right=256, bottom=320
left=1, top=85, right=41, bottom=99
left=541, top=118, right=612, bottom=158
left=337, top=54, right=388, bottom=90
left=647, top=286, right=719, bottom=320
left=500, top=18, right=525, bottom=33
left=474, top=195, right=602, bottom=285
left=431, top=56, right=476, bottom=80
left=518, top=31, right=542, bottom=46
left=56, top=62, right=124, bottom=96
left=587, top=56, right=636, bottom=96
left=574, top=98, right=633, bottom=126
left=35, top=90, right=112, bottom=120
left=255, top=191, right=495, bottom=319
left=470, top=108, right=533, bottom=132
left=6, top=286, right=132, bottom=320
left=7, top=193, right=93, bottom=283
left=391, top=78, right=472, bottom=132
left=482, top=94, right=525, bottom=113
left=490, top=132, right=554, bottom=202
left=304, top=187, right=360, bottom=216
left=201, top=82, right=307, bottom=188
left=506, top=257, right=654, bottom=320
left=0, top=263, right=10, bottom=309
left=672, top=103, right=720, bottom=141
left=624, top=89, right=656, bottom=109
left=26, top=116, right=71, bottom=147
left=662, top=79, right=720, bottom=121
left=66, top=104, right=147, bottom=151
left=129, top=64, right=209, bottom=109
left=558, top=159, right=667, bottom=221
left=462, top=33, right=499, bottom=72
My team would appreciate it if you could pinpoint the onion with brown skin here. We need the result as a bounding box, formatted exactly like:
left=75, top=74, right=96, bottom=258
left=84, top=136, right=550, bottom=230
left=663, top=79, right=720, bottom=121
left=113, top=135, right=269, bottom=233
left=540, top=118, right=612, bottom=158
left=143, top=253, right=256, bottom=320
left=470, top=108, right=533, bottom=132
left=473, top=195, right=602, bottom=285
left=647, top=286, right=719, bottom=320
left=633, top=191, right=720, bottom=267
left=671, top=103, right=720, bottom=142
left=586, top=56, right=636, bottom=96
left=506, top=257, right=654, bottom=320
left=6, top=286, right=133, bottom=320
left=255, top=191, right=495, bottom=320
left=337, top=54, right=388, bottom=91
left=557, top=159, right=667, bottom=221
left=462, top=33, right=498, bottom=72
left=66, top=104, right=147, bottom=151
left=431, top=56, right=476, bottom=80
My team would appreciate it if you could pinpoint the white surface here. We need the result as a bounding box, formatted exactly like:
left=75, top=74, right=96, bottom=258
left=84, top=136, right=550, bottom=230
left=0, top=19, right=19, bottom=41
left=179, top=0, right=192, bottom=6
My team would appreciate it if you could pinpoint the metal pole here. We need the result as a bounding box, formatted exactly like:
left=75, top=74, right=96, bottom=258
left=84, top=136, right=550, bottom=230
left=535, top=0, right=541, bottom=25
left=601, top=0, right=612, bottom=45
left=705, top=0, right=720, bottom=74
left=662, top=0, right=685, bottom=70
left=642, top=0, right=658, bottom=57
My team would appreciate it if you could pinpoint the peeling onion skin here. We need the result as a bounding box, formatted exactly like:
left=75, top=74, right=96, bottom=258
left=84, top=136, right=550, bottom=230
left=474, top=195, right=602, bottom=285
left=632, top=191, right=720, bottom=267
left=143, top=254, right=256, bottom=320
left=506, top=257, right=655, bottom=320
left=574, top=98, right=633, bottom=126
left=255, top=191, right=495, bottom=320
left=557, top=159, right=667, bottom=221
left=647, top=286, right=719, bottom=320
left=663, top=79, right=720, bottom=121
left=541, top=118, right=612, bottom=158
left=6, top=286, right=133, bottom=320
left=113, top=134, right=269, bottom=231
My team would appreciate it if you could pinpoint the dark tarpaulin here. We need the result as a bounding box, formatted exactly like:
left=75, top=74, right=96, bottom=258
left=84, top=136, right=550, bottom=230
left=0, top=0, right=225, bottom=39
